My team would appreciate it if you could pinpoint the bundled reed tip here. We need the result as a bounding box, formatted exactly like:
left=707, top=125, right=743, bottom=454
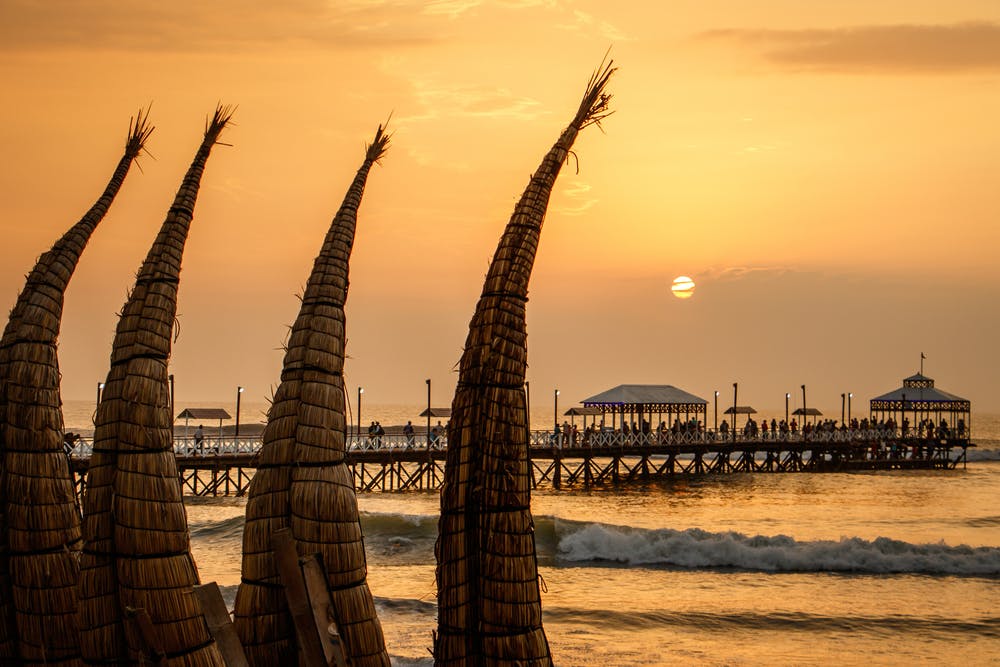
left=205, top=103, right=237, bottom=143
left=125, top=106, right=155, bottom=157
left=572, top=56, right=616, bottom=131
left=365, top=122, right=392, bottom=164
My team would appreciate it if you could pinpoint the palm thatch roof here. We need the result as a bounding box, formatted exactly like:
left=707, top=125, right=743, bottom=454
left=435, top=59, right=614, bottom=666
left=0, top=109, right=152, bottom=664
left=77, top=105, right=233, bottom=666
left=234, top=124, right=390, bottom=667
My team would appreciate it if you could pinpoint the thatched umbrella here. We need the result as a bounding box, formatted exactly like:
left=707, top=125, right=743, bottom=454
left=434, top=61, right=615, bottom=666
left=234, top=125, right=391, bottom=667
left=77, top=106, right=233, bottom=666
left=0, top=110, right=152, bottom=665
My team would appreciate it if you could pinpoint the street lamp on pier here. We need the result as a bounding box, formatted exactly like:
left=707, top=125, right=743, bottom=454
left=801, top=385, right=807, bottom=425
left=732, top=382, right=738, bottom=442
left=713, top=390, right=719, bottom=432
left=554, top=389, right=560, bottom=435
left=426, top=379, right=431, bottom=450
left=841, top=393, right=846, bottom=427
left=785, top=392, right=790, bottom=425
left=235, top=386, right=244, bottom=441
left=96, top=381, right=105, bottom=416
left=848, top=393, right=853, bottom=424
left=358, top=387, right=364, bottom=440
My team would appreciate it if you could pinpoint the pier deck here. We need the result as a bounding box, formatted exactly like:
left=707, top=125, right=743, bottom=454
left=66, top=430, right=972, bottom=496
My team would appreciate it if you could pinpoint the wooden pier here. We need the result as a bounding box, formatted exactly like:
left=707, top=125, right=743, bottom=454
left=66, top=431, right=972, bottom=497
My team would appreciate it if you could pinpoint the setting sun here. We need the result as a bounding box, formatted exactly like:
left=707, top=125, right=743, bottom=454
left=671, top=275, right=696, bottom=299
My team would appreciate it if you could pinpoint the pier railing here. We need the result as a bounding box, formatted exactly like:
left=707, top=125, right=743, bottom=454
left=65, top=427, right=967, bottom=459
left=530, top=427, right=955, bottom=448
left=64, top=427, right=973, bottom=496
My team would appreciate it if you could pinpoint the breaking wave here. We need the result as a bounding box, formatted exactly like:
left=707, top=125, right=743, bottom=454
left=183, top=509, right=1000, bottom=577
left=554, top=520, right=1000, bottom=575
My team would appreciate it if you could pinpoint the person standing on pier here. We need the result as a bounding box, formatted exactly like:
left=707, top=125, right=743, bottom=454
left=404, top=421, right=415, bottom=448
left=194, top=424, right=205, bottom=454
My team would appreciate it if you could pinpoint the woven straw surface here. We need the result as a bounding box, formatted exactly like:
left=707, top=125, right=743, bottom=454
left=0, top=111, right=151, bottom=665
left=435, top=63, right=613, bottom=666
left=77, top=107, right=231, bottom=667
left=234, top=126, right=390, bottom=667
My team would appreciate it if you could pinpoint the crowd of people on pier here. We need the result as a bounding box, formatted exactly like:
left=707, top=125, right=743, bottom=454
left=549, top=413, right=967, bottom=449
left=60, top=412, right=968, bottom=459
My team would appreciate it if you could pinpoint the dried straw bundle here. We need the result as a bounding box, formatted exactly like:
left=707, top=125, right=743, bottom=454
left=77, top=106, right=233, bottom=667
left=234, top=125, right=391, bottom=667
left=0, top=110, right=152, bottom=665
left=435, top=61, right=614, bottom=666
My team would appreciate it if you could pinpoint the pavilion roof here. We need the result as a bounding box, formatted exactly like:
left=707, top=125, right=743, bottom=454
left=176, top=408, right=231, bottom=421
left=419, top=407, right=452, bottom=418
left=870, top=385, right=968, bottom=404
left=564, top=407, right=603, bottom=416
left=792, top=407, right=823, bottom=416
left=582, top=384, right=707, bottom=407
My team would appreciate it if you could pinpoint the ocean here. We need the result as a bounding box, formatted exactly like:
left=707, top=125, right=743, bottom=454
left=62, top=401, right=1000, bottom=666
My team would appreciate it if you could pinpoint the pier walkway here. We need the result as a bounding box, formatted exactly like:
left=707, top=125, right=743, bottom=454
left=66, top=429, right=973, bottom=496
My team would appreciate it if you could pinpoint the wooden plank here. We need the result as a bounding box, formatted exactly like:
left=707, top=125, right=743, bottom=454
left=300, top=555, right=349, bottom=667
left=272, top=529, right=328, bottom=667
left=195, top=582, right=250, bottom=667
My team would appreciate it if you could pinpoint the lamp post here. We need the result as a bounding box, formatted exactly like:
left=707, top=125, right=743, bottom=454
left=785, top=393, right=790, bottom=425
left=358, top=387, right=364, bottom=440
left=801, top=384, right=807, bottom=425
left=848, top=392, right=853, bottom=425
left=732, top=382, right=738, bottom=442
left=713, top=390, right=719, bottom=432
left=235, top=386, right=244, bottom=442
left=426, top=379, right=432, bottom=450
left=168, top=374, right=175, bottom=417
left=841, top=393, right=846, bottom=427
left=554, top=389, right=560, bottom=435
left=96, top=381, right=105, bottom=414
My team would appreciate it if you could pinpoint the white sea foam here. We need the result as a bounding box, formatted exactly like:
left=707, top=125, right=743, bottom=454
left=555, top=521, right=1000, bottom=575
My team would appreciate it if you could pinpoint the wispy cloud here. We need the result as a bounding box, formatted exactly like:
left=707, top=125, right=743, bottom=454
left=703, top=266, right=792, bottom=282
left=553, top=180, right=598, bottom=216
left=1, top=0, right=621, bottom=52
left=398, top=80, right=548, bottom=124
left=701, top=22, right=1000, bottom=73
left=423, top=0, right=484, bottom=19
left=0, top=0, right=440, bottom=52
left=556, top=9, right=631, bottom=42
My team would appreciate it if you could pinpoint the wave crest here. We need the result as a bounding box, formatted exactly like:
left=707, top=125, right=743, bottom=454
left=555, top=521, right=1000, bottom=575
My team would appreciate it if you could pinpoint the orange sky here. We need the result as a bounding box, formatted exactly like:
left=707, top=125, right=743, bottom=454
left=2, top=1, right=999, bottom=415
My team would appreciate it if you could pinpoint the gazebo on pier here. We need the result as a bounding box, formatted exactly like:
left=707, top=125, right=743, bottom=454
left=869, top=372, right=971, bottom=437
left=581, top=384, right=708, bottom=432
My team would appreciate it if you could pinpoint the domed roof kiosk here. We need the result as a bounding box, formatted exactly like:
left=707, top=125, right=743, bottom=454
left=869, top=372, right=971, bottom=439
